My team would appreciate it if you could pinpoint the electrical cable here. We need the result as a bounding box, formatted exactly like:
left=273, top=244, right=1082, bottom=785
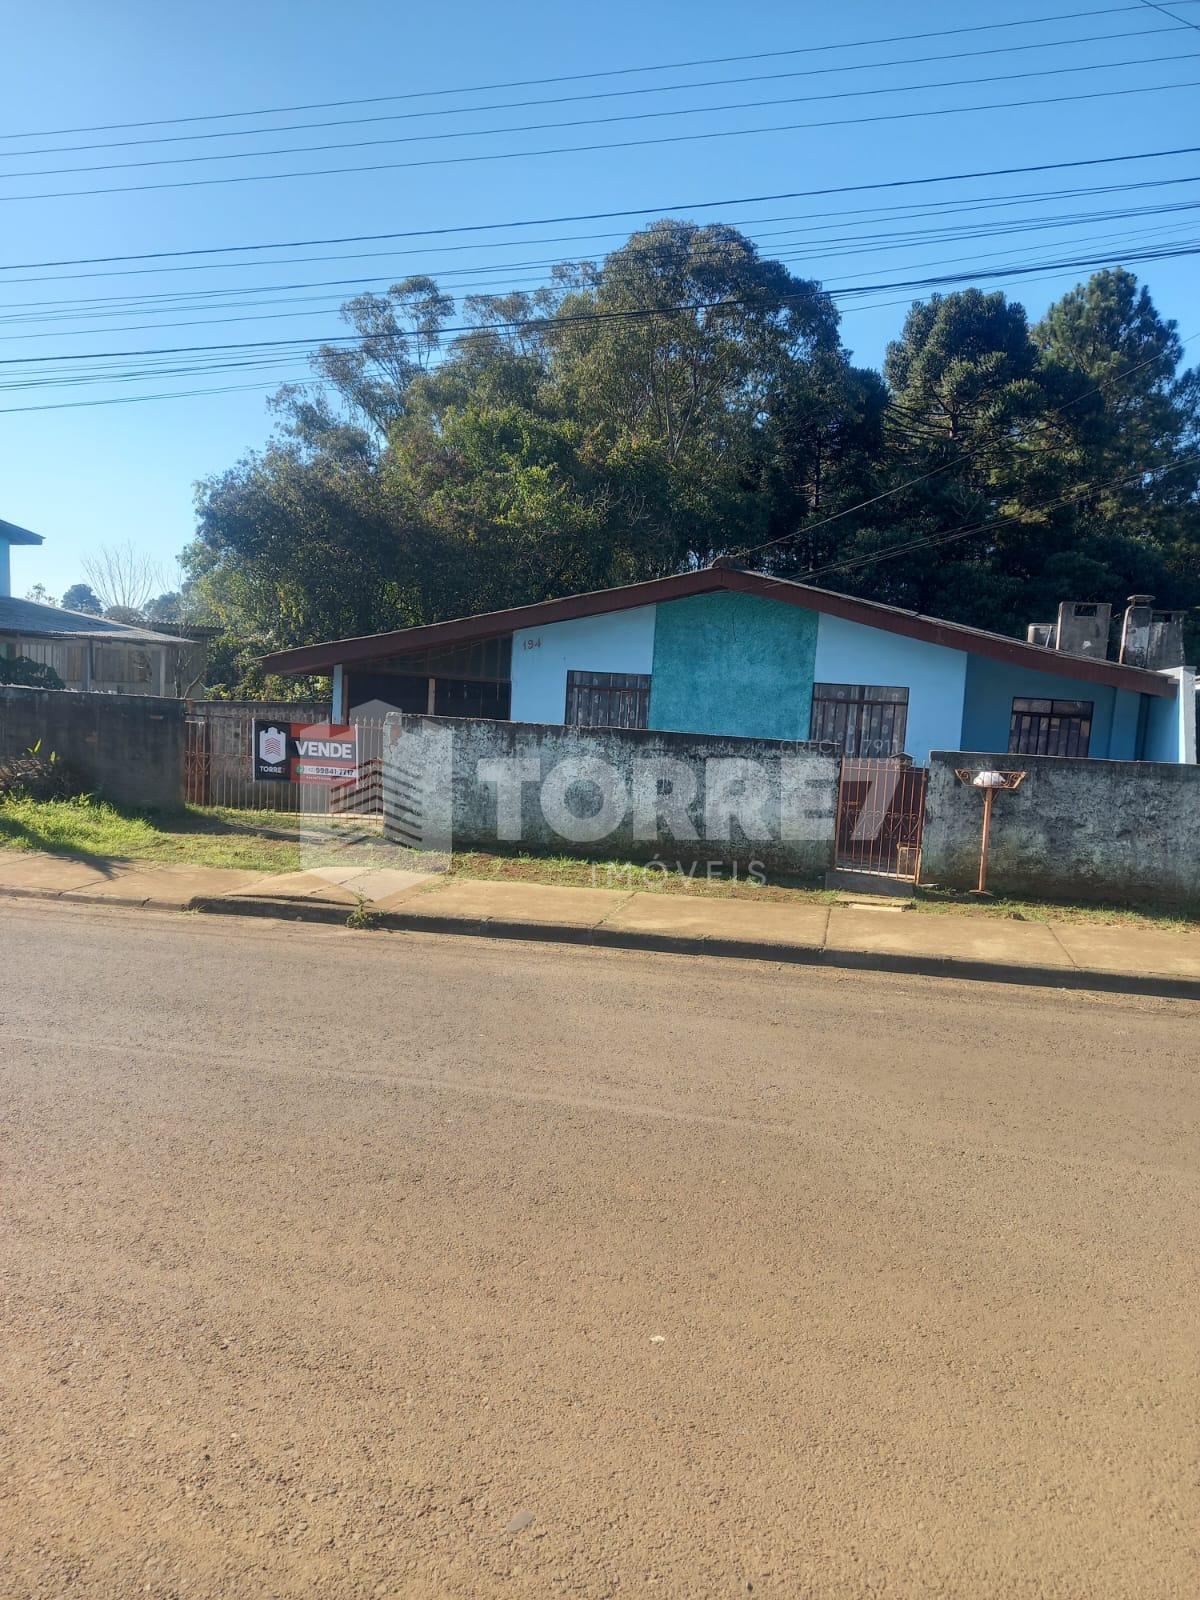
left=5, top=141, right=1198, bottom=272
left=3, top=76, right=1198, bottom=203
left=4, top=2, right=1195, bottom=141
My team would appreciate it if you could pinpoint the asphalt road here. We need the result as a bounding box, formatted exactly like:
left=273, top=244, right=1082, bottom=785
left=3, top=902, right=1198, bottom=1599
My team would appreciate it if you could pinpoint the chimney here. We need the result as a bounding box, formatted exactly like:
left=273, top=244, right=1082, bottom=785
left=1146, top=611, right=1187, bottom=670
left=1054, top=601, right=1112, bottom=660
left=1119, top=596, right=1186, bottom=669
left=1120, top=596, right=1155, bottom=666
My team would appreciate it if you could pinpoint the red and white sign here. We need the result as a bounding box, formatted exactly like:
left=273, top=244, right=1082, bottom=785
left=253, top=720, right=358, bottom=784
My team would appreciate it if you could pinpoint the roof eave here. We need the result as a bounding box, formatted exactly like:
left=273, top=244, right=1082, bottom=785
left=260, top=568, right=724, bottom=676
left=261, top=566, right=1177, bottom=700
left=0, top=519, right=44, bottom=546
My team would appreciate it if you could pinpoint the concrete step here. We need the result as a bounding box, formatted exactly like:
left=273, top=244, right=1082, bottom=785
left=826, top=868, right=916, bottom=900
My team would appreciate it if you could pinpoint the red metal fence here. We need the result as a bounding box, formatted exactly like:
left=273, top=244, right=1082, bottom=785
left=183, top=703, right=386, bottom=815
left=834, top=757, right=928, bottom=879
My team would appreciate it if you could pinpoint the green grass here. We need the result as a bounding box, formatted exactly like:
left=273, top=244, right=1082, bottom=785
left=911, top=884, right=1200, bottom=932
left=0, top=795, right=305, bottom=874
left=1, top=794, right=1196, bottom=931
left=444, top=847, right=838, bottom=902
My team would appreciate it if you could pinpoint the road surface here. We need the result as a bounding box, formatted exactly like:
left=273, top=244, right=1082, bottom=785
left=2, top=901, right=1198, bottom=1598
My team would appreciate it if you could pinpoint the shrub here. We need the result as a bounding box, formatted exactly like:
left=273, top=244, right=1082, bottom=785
left=0, top=655, right=64, bottom=690
left=0, top=741, right=81, bottom=800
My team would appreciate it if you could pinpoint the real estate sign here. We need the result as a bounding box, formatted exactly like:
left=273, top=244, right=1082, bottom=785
left=253, top=720, right=358, bottom=784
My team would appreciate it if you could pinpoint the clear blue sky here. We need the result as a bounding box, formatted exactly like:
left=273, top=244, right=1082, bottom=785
left=3, top=0, right=1199, bottom=598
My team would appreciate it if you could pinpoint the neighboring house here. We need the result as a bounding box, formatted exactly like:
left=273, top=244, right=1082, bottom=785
left=0, top=517, right=206, bottom=697
left=262, top=563, right=1196, bottom=766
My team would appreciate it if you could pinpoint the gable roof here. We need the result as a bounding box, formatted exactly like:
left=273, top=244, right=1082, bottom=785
left=0, top=517, right=43, bottom=547
left=0, top=594, right=185, bottom=643
left=261, top=564, right=1177, bottom=699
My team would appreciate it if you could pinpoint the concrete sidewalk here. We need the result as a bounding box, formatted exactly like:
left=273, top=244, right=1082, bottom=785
left=1, top=849, right=1198, bottom=998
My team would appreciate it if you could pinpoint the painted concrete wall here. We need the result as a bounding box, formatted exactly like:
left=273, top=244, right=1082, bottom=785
left=1110, top=689, right=1143, bottom=761
left=510, top=605, right=657, bottom=724
left=383, top=711, right=840, bottom=878
left=648, top=592, right=818, bottom=741
left=922, top=750, right=1200, bottom=908
left=812, top=613, right=969, bottom=765
left=501, top=591, right=1190, bottom=768
left=0, top=685, right=185, bottom=809
left=1144, top=670, right=1196, bottom=764
left=960, top=656, right=1117, bottom=757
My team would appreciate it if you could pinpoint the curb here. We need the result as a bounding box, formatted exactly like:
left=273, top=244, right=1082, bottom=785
left=5, top=884, right=1198, bottom=1002
left=195, top=892, right=1200, bottom=1002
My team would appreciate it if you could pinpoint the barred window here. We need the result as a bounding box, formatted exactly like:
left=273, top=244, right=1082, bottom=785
left=1009, top=697, right=1092, bottom=757
left=810, top=683, right=909, bottom=756
left=565, top=670, right=651, bottom=729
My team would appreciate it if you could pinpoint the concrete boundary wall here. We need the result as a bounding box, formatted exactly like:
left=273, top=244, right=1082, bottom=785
left=383, top=713, right=840, bottom=878
left=0, top=685, right=186, bottom=810
left=923, top=750, right=1200, bottom=908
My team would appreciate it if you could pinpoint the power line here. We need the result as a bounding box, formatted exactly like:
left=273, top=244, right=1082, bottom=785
left=4, top=76, right=1199, bottom=204
left=0, top=378, right=294, bottom=413
left=2, top=251, right=1193, bottom=411
left=7, top=51, right=1196, bottom=183
left=799, top=449, right=1200, bottom=581
left=4, top=237, right=1200, bottom=379
left=4, top=2, right=1195, bottom=143
left=5, top=142, right=1198, bottom=272
left=7, top=171, right=1200, bottom=304
left=732, top=331, right=1199, bottom=566
left=1137, top=0, right=1200, bottom=28
left=0, top=23, right=1181, bottom=161
left=4, top=203, right=1197, bottom=342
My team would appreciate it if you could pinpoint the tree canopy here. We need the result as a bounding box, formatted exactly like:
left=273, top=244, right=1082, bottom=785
left=60, top=583, right=103, bottom=616
left=185, top=225, right=1200, bottom=694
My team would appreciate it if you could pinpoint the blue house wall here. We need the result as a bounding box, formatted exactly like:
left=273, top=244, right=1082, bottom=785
left=812, top=613, right=968, bottom=765
left=504, top=589, right=1182, bottom=764
left=1110, top=690, right=1144, bottom=761
left=647, top=592, right=818, bottom=741
left=1144, top=671, right=1194, bottom=762
left=960, top=657, right=1124, bottom=757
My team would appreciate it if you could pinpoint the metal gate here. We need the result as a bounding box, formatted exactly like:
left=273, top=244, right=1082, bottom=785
left=183, top=716, right=210, bottom=806
left=835, top=757, right=927, bottom=879
left=181, top=706, right=386, bottom=815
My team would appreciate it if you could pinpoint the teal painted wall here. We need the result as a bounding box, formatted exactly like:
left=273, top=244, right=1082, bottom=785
left=648, top=591, right=818, bottom=740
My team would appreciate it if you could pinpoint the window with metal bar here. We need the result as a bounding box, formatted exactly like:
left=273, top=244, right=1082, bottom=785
left=565, top=670, right=651, bottom=729
left=1008, top=697, right=1093, bottom=757
left=810, top=683, right=909, bottom=756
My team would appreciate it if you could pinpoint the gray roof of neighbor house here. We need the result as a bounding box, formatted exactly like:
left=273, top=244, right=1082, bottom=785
left=261, top=563, right=1178, bottom=699
left=0, top=594, right=185, bottom=644
left=0, top=517, right=44, bottom=547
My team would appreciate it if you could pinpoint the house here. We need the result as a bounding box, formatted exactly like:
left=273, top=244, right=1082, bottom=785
left=0, top=517, right=206, bottom=697
left=260, top=563, right=1197, bottom=766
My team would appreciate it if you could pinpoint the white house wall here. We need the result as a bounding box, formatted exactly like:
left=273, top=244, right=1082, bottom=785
left=813, top=612, right=969, bottom=765
left=510, top=605, right=658, bottom=724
